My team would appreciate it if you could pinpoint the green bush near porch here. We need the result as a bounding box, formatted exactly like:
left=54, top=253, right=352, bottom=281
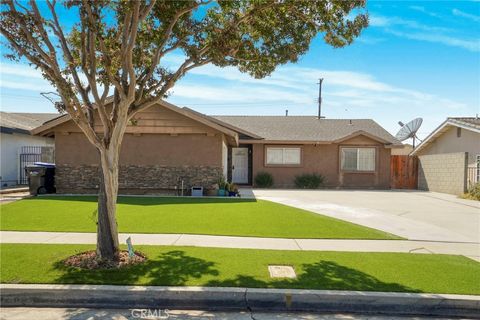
left=294, top=173, right=325, bottom=189
left=254, top=172, right=274, bottom=188
left=0, top=196, right=400, bottom=239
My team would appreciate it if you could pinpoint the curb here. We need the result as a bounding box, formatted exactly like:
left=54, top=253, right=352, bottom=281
left=1, top=284, right=479, bottom=318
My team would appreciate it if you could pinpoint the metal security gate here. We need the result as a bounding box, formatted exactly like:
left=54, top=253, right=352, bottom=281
left=19, top=146, right=42, bottom=185
left=466, top=155, right=480, bottom=189
left=390, top=155, right=418, bottom=189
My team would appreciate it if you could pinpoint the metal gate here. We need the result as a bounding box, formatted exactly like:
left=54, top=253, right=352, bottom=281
left=390, top=155, right=418, bottom=189
left=19, top=146, right=43, bottom=185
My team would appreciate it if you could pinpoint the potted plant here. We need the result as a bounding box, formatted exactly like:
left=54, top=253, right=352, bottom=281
left=206, top=183, right=219, bottom=196
left=217, top=176, right=227, bottom=196
left=228, top=183, right=238, bottom=197
left=224, top=182, right=230, bottom=196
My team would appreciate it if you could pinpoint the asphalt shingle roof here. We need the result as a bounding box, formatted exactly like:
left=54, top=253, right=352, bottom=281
left=212, top=116, right=401, bottom=145
left=447, top=117, right=480, bottom=131
left=0, top=112, right=60, bottom=131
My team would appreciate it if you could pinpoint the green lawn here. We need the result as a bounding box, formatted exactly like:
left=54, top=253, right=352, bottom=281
left=1, top=244, right=479, bottom=295
left=0, top=196, right=400, bottom=239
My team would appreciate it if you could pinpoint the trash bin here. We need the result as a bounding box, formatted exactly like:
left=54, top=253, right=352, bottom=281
left=25, top=162, right=56, bottom=195
left=191, top=186, right=203, bottom=197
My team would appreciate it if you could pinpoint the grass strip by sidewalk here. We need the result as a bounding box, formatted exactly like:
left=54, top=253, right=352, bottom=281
left=1, top=244, right=479, bottom=295
left=0, top=196, right=400, bottom=239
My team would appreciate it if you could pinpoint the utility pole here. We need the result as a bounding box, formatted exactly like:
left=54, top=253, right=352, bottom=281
left=318, top=78, right=324, bottom=119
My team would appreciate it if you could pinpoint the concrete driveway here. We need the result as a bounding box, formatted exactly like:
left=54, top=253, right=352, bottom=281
left=252, top=189, right=480, bottom=243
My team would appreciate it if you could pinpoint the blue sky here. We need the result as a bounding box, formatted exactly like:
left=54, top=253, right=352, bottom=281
left=1, top=1, right=479, bottom=138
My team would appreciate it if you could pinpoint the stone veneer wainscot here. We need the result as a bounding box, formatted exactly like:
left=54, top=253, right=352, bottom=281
left=56, top=164, right=223, bottom=194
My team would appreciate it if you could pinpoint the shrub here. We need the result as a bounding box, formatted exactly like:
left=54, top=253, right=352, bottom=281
left=462, top=182, right=480, bottom=201
left=254, top=172, right=274, bottom=188
left=294, top=173, right=325, bottom=189
left=217, top=176, right=227, bottom=190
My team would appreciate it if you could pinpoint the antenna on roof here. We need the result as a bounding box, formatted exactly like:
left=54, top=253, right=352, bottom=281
left=318, top=78, right=325, bottom=119
left=285, top=109, right=288, bottom=116
left=395, top=117, right=423, bottom=148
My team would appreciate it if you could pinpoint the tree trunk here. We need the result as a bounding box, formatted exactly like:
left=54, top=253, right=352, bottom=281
left=96, top=147, right=120, bottom=261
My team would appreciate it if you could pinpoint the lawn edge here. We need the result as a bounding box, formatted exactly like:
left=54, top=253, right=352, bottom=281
left=0, top=229, right=402, bottom=240
left=1, top=196, right=403, bottom=240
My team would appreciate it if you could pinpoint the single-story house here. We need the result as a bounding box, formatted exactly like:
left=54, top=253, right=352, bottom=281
left=32, top=101, right=402, bottom=194
left=410, top=117, right=480, bottom=195
left=0, top=112, right=57, bottom=187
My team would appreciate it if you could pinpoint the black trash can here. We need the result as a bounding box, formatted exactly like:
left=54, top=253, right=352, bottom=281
left=25, top=162, right=56, bottom=195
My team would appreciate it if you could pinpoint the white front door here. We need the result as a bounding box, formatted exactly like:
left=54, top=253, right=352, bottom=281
left=232, top=147, right=249, bottom=184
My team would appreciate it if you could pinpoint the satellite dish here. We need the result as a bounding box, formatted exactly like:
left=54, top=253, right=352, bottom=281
left=395, top=118, right=423, bottom=148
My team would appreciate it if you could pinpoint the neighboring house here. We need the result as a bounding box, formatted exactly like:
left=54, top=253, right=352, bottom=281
left=32, top=101, right=402, bottom=194
left=411, top=117, right=480, bottom=195
left=0, top=112, right=58, bottom=187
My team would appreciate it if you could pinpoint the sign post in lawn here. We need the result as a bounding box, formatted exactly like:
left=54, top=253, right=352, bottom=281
left=126, top=237, right=135, bottom=258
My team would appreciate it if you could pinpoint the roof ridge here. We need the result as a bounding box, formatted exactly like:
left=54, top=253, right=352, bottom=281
left=212, top=115, right=374, bottom=120
left=447, top=116, right=478, bottom=119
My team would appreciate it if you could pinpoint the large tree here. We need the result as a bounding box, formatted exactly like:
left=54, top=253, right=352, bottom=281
left=0, top=0, right=368, bottom=261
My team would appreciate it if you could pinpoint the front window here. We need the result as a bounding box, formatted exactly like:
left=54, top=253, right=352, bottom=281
left=266, top=147, right=301, bottom=165
left=341, top=147, right=376, bottom=171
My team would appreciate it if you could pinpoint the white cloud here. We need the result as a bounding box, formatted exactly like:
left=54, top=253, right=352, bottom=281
left=0, top=60, right=469, bottom=118
left=0, top=70, right=53, bottom=95
left=385, top=29, right=480, bottom=52
left=355, top=36, right=386, bottom=45
left=370, top=15, right=451, bottom=33
left=369, top=15, right=390, bottom=27
left=1, top=63, right=44, bottom=79
left=452, top=8, right=480, bottom=22
left=369, top=14, right=480, bottom=52
left=166, top=61, right=467, bottom=114
left=409, top=6, right=442, bottom=18
left=0, top=63, right=53, bottom=93
left=0, top=79, right=53, bottom=92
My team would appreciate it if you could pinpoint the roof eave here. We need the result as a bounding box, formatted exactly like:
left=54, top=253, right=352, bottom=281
left=333, top=130, right=397, bottom=145
left=31, top=114, right=70, bottom=136
left=1, top=126, right=31, bottom=135
left=411, top=119, right=480, bottom=156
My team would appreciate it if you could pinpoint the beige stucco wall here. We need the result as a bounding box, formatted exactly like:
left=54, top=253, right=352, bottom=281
left=251, top=135, right=391, bottom=189
left=418, top=126, right=479, bottom=166
left=417, top=152, right=467, bottom=195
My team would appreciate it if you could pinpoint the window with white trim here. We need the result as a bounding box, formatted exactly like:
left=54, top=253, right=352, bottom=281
left=266, top=147, right=301, bottom=165
left=341, top=147, right=376, bottom=171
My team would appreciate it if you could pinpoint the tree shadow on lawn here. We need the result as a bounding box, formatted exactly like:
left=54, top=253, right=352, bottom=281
left=53, top=251, right=419, bottom=293
left=31, top=196, right=256, bottom=206
left=206, top=261, right=420, bottom=293
left=53, top=250, right=219, bottom=286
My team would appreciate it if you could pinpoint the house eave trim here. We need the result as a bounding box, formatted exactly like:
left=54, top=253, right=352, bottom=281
left=411, top=119, right=480, bottom=156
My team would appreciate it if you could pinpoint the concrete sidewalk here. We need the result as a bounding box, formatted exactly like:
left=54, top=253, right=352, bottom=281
left=1, top=231, right=479, bottom=261
left=0, top=191, right=30, bottom=204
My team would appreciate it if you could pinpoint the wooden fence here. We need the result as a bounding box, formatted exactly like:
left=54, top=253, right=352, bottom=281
left=390, top=155, right=418, bottom=189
